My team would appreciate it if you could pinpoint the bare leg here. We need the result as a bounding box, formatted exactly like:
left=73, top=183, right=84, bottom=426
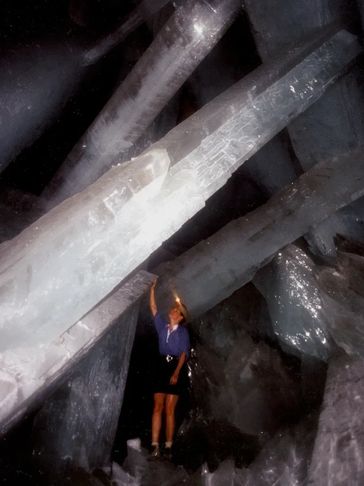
left=152, top=393, right=165, bottom=444
left=165, top=394, right=179, bottom=443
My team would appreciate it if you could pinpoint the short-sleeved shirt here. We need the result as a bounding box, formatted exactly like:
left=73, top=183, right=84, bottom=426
left=154, top=313, right=190, bottom=358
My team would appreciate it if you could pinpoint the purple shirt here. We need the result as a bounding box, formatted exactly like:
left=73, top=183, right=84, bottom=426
left=154, top=313, right=190, bottom=358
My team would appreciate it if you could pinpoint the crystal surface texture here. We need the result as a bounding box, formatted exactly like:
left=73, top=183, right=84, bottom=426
left=47, top=0, right=242, bottom=205
left=0, top=29, right=357, bottom=357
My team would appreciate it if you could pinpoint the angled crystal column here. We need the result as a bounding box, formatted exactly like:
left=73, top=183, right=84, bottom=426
left=244, top=1, right=362, bottom=168
left=0, top=150, right=169, bottom=353
left=0, top=29, right=359, bottom=358
left=155, top=151, right=364, bottom=319
left=308, top=354, right=364, bottom=485
left=0, top=270, right=154, bottom=436
left=245, top=0, right=364, bottom=256
left=46, top=0, right=242, bottom=205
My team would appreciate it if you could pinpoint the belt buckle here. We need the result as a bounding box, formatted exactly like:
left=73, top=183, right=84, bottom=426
left=166, top=355, right=173, bottom=362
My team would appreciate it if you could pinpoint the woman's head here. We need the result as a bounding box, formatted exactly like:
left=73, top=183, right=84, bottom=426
left=168, top=301, right=188, bottom=325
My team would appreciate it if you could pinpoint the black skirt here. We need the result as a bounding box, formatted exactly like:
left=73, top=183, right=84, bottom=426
left=153, top=355, right=189, bottom=396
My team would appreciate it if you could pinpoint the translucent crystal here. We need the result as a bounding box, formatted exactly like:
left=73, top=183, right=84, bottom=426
left=47, top=0, right=242, bottom=205
left=254, top=245, right=333, bottom=360
left=245, top=0, right=364, bottom=257
left=0, top=29, right=360, bottom=372
left=0, top=271, right=153, bottom=434
left=155, top=151, right=364, bottom=320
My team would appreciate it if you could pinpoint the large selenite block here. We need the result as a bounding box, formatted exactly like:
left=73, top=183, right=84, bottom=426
left=155, top=151, right=364, bottom=319
left=0, top=270, right=154, bottom=434
left=46, top=0, right=242, bottom=205
left=254, top=245, right=333, bottom=361
left=308, top=354, right=364, bottom=485
left=0, top=28, right=358, bottom=360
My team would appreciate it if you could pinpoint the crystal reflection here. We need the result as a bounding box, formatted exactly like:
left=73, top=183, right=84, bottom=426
left=255, top=245, right=331, bottom=360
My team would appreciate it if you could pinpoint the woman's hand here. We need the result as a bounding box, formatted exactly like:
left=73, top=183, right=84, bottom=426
left=170, top=372, right=179, bottom=385
left=151, top=277, right=158, bottom=289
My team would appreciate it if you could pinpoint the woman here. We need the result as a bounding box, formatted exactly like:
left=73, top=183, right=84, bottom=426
left=149, top=278, right=190, bottom=458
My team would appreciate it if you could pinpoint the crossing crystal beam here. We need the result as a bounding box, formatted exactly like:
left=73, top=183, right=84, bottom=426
left=155, top=151, right=364, bottom=319
left=46, top=0, right=242, bottom=206
left=0, top=28, right=360, bottom=357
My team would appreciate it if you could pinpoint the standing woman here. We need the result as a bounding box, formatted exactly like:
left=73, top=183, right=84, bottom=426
left=149, top=278, right=190, bottom=458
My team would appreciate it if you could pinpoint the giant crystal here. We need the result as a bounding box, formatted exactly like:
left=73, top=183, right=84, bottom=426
left=0, top=270, right=154, bottom=435
left=255, top=240, right=364, bottom=361
left=46, top=0, right=242, bottom=205
left=0, top=28, right=358, bottom=356
left=0, top=151, right=169, bottom=351
left=245, top=0, right=364, bottom=256
left=155, top=151, right=364, bottom=319
left=254, top=245, right=333, bottom=361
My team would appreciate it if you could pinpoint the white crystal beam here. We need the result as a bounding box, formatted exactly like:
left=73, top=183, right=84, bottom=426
left=245, top=0, right=364, bottom=256
left=0, top=271, right=154, bottom=436
left=155, top=151, right=364, bottom=318
left=0, top=28, right=359, bottom=354
left=46, top=0, right=242, bottom=205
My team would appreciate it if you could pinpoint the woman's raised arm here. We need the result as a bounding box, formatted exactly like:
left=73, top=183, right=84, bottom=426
left=149, top=278, right=158, bottom=317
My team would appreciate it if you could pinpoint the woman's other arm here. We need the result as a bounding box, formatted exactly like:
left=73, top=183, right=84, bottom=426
left=170, top=352, right=187, bottom=385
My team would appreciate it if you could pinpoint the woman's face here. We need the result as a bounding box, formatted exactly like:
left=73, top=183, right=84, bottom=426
left=168, top=306, right=184, bottom=324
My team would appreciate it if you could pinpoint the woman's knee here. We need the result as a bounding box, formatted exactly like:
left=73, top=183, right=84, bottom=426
left=153, top=395, right=165, bottom=414
left=154, top=403, right=164, bottom=414
left=165, top=397, right=178, bottom=416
